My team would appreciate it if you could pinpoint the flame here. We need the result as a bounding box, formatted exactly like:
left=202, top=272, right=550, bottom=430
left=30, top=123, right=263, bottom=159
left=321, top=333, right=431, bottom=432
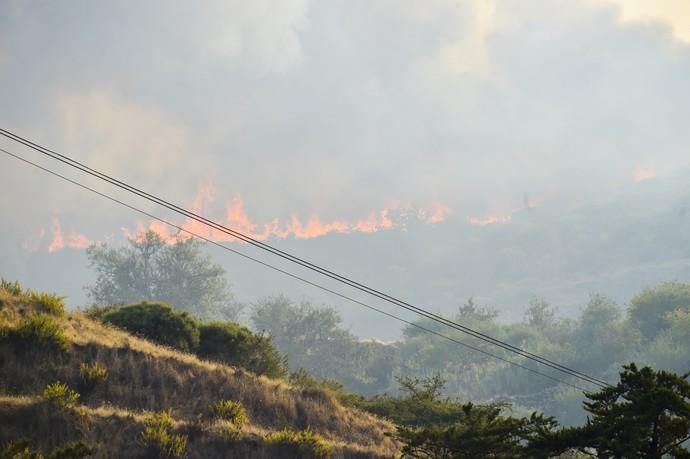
left=123, top=184, right=452, bottom=244
left=469, top=214, right=512, bottom=226
left=634, top=166, right=657, bottom=182
left=47, top=218, right=93, bottom=252
left=427, top=203, right=451, bottom=224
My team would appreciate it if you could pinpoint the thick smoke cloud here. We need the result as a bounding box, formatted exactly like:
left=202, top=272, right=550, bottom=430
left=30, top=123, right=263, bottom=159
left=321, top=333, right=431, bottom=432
left=1, top=1, right=689, bottom=335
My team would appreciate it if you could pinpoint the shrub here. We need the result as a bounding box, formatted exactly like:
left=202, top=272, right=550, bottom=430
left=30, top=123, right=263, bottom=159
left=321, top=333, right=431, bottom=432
left=29, top=291, right=66, bottom=317
left=197, top=321, right=287, bottom=378
left=47, top=441, right=95, bottom=459
left=16, top=314, right=69, bottom=351
left=0, top=439, right=94, bottom=459
left=265, top=427, right=329, bottom=458
left=0, top=438, right=42, bottom=459
left=211, top=400, right=248, bottom=427
left=0, top=278, right=24, bottom=297
left=141, top=410, right=188, bottom=459
left=79, top=362, right=108, bottom=389
left=102, top=302, right=200, bottom=352
left=43, top=381, right=80, bottom=408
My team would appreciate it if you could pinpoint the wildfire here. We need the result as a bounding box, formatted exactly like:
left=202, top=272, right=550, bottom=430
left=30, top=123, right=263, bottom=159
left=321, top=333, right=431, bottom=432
left=47, top=218, right=93, bottom=253
left=35, top=183, right=453, bottom=252
left=468, top=214, right=512, bottom=226
left=134, top=189, right=451, bottom=244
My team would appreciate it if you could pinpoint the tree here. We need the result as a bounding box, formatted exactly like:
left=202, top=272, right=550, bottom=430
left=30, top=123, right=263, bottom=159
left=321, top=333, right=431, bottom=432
left=629, top=282, right=690, bottom=340
left=102, top=301, right=200, bottom=352
left=86, top=231, right=238, bottom=320
left=386, top=375, right=558, bottom=458
left=540, top=364, right=690, bottom=458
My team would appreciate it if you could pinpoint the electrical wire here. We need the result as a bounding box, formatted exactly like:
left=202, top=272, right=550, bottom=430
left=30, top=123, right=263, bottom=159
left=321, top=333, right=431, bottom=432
left=0, top=145, right=591, bottom=391
left=0, top=128, right=611, bottom=388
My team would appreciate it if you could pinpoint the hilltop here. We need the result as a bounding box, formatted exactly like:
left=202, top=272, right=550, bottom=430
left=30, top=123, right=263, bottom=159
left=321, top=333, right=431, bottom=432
left=0, top=283, right=399, bottom=458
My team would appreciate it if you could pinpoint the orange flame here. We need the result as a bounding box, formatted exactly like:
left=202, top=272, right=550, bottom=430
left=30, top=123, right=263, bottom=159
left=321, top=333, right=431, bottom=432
left=47, top=218, right=93, bottom=252
left=468, top=214, right=512, bottom=226
left=123, top=184, right=452, bottom=244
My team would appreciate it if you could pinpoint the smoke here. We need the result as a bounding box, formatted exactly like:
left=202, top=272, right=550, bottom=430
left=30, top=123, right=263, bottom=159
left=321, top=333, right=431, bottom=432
left=1, top=0, right=690, bottom=330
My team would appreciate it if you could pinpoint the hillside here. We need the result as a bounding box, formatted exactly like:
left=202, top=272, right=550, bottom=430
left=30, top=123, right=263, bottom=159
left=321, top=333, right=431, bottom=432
left=0, top=285, right=399, bottom=458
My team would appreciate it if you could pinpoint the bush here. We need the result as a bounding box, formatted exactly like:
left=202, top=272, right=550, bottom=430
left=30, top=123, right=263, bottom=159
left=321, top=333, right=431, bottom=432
left=29, top=291, right=66, bottom=317
left=102, top=302, right=199, bottom=352
left=0, top=438, right=42, bottom=459
left=16, top=314, right=69, bottom=351
left=264, top=427, right=329, bottom=458
left=211, top=400, right=248, bottom=427
left=0, top=279, right=65, bottom=316
left=141, top=410, right=188, bottom=459
left=0, top=278, right=24, bottom=297
left=43, top=381, right=80, bottom=408
left=197, top=321, right=287, bottom=378
left=47, top=441, right=96, bottom=459
left=79, top=362, right=108, bottom=389
left=0, top=438, right=95, bottom=459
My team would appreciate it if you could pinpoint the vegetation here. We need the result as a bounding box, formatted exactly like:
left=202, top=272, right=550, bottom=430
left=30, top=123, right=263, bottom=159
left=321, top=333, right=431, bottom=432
left=0, top=283, right=397, bottom=458
left=264, top=427, right=330, bottom=459
left=16, top=314, right=70, bottom=351
left=252, top=296, right=395, bottom=393
left=538, top=364, right=690, bottom=458
left=198, top=321, right=287, bottom=378
left=79, top=362, right=108, bottom=390
left=42, top=381, right=80, bottom=408
left=101, top=301, right=200, bottom=352
left=0, top=439, right=94, bottom=459
left=86, top=231, right=239, bottom=320
left=1, top=278, right=66, bottom=316
left=141, top=410, right=188, bottom=459
left=210, top=400, right=248, bottom=428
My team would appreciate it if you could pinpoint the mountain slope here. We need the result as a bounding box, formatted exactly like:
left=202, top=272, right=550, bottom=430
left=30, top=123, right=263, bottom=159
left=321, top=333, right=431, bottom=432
left=0, top=286, right=398, bottom=458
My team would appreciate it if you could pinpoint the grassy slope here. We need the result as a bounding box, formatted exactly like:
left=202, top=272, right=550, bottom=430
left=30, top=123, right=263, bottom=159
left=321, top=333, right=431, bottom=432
left=0, top=288, right=398, bottom=458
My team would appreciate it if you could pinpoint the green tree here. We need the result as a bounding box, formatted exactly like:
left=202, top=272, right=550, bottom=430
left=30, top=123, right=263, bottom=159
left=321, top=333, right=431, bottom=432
left=540, top=364, right=690, bottom=458
left=102, top=302, right=200, bottom=352
left=251, top=296, right=386, bottom=391
left=629, top=282, right=690, bottom=340
left=197, top=321, right=287, bottom=378
left=86, top=231, right=238, bottom=320
left=385, top=375, right=558, bottom=458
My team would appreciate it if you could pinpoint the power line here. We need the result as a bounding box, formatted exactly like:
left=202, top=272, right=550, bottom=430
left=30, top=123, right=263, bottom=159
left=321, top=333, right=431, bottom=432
left=0, top=146, right=589, bottom=391
left=0, top=128, right=610, bottom=388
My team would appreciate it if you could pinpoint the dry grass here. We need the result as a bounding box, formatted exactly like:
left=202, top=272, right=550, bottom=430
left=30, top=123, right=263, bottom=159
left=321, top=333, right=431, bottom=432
left=0, top=288, right=399, bottom=458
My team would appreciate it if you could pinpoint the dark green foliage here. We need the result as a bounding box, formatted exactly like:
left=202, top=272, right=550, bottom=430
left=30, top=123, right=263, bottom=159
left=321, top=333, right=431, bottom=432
left=353, top=375, right=471, bottom=427
left=395, top=404, right=557, bottom=459
left=629, top=282, right=690, bottom=340
left=15, top=314, right=69, bottom=351
left=540, top=364, right=690, bottom=458
left=264, top=427, right=329, bottom=459
left=373, top=375, right=558, bottom=458
left=86, top=231, right=238, bottom=320
left=102, top=302, right=200, bottom=352
left=46, top=441, right=95, bottom=459
left=0, top=439, right=94, bottom=459
left=198, top=321, right=287, bottom=378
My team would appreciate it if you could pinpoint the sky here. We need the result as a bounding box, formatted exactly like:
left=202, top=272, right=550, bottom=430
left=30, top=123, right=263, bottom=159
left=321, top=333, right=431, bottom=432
left=1, top=1, right=689, bottom=336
